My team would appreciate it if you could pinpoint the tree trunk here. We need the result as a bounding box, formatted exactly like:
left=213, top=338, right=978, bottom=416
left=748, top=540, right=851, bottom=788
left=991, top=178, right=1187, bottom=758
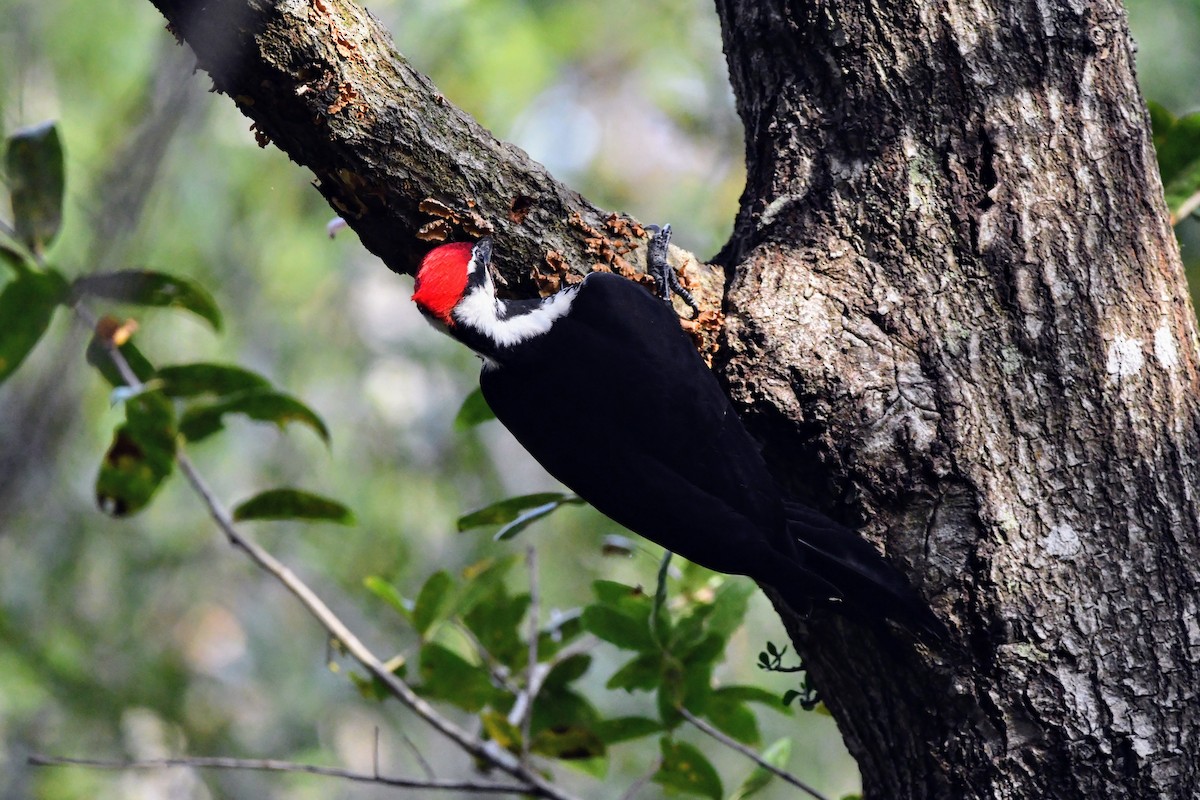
left=713, top=1, right=1200, bottom=797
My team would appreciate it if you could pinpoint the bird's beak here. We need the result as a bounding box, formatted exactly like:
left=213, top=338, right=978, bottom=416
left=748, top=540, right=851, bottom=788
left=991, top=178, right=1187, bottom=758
left=474, top=236, right=508, bottom=288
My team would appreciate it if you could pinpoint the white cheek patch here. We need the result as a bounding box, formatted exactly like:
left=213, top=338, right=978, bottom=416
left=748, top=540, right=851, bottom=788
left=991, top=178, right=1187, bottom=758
left=454, top=285, right=580, bottom=348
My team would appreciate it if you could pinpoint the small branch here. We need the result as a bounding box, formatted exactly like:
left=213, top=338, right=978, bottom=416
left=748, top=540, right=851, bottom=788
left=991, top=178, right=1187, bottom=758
left=617, top=757, right=662, bottom=800
left=678, top=707, right=833, bottom=800
left=27, top=755, right=531, bottom=794
left=1172, top=188, right=1200, bottom=226
left=396, top=723, right=436, bottom=781
left=76, top=305, right=582, bottom=800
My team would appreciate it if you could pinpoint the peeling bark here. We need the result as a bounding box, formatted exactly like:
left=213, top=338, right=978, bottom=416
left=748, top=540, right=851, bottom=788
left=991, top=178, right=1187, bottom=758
left=714, top=1, right=1200, bottom=797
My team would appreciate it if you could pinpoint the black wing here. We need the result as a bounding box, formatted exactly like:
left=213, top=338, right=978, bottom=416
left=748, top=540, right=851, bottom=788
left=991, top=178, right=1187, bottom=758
left=481, top=272, right=795, bottom=578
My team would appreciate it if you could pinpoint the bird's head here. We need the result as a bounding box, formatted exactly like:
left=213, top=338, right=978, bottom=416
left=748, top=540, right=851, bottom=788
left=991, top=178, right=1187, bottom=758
left=412, top=237, right=494, bottom=326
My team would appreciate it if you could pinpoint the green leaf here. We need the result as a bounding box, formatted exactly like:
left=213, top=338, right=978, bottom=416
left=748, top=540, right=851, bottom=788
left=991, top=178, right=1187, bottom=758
left=456, top=492, right=583, bottom=539
left=415, top=642, right=496, bottom=712
left=95, top=390, right=176, bottom=517
left=653, top=738, right=723, bottom=800
left=412, top=570, right=456, bottom=637
left=582, top=604, right=656, bottom=652
left=480, top=711, right=523, bottom=752
left=363, top=576, right=413, bottom=621
left=156, top=363, right=272, bottom=397
left=606, top=653, right=661, bottom=692
left=232, top=488, right=355, bottom=525
left=730, top=738, right=792, bottom=800
left=529, top=686, right=601, bottom=736
left=179, top=388, right=329, bottom=444
left=453, top=386, right=495, bottom=430
left=6, top=121, right=65, bottom=254
left=715, top=685, right=784, bottom=708
left=1147, top=102, right=1200, bottom=220
left=72, top=270, right=222, bottom=330
left=456, top=555, right=521, bottom=616
left=707, top=579, right=755, bottom=642
left=0, top=239, right=32, bottom=273
left=85, top=332, right=155, bottom=387
left=463, top=583, right=530, bottom=668
left=0, top=268, right=67, bottom=384
left=705, top=692, right=759, bottom=745
left=531, top=724, right=605, bottom=761
left=592, top=716, right=661, bottom=745
left=542, top=653, right=592, bottom=690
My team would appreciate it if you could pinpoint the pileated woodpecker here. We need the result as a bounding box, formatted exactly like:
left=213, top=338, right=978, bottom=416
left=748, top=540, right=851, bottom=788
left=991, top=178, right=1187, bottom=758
left=412, top=228, right=944, bottom=641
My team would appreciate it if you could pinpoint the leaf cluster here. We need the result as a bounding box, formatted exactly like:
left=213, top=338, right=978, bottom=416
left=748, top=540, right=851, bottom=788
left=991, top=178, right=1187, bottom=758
left=1, top=122, right=351, bottom=524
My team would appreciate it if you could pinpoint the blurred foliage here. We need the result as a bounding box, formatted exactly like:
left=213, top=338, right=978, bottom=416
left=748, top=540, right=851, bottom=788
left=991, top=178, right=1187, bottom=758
left=2, top=1, right=1198, bottom=799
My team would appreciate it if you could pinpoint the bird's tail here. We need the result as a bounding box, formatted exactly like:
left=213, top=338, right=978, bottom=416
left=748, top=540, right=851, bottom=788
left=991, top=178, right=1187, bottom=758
left=773, top=500, right=948, bottom=643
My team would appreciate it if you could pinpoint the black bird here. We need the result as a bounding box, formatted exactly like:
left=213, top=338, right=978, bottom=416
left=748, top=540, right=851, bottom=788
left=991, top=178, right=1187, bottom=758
left=412, top=228, right=943, bottom=641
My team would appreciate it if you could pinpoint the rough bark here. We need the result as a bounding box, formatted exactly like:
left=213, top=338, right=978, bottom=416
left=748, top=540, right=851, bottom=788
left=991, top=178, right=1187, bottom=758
left=140, top=0, right=1200, bottom=796
left=713, top=1, right=1200, bottom=797
left=142, top=0, right=725, bottom=349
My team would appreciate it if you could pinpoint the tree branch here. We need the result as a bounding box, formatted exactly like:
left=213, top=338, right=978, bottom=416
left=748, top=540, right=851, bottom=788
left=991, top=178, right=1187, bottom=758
left=140, top=0, right=724, bottom=338
left=26, top=754, right=532, bottom=794
left=678, top=707, right=832, bottom=800
left=76, top=305, right=582, bottom=800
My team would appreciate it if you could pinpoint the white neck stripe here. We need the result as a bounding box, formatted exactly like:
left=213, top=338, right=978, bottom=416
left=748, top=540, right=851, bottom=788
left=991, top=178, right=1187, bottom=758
left=453, top=285, right=579, bottom=348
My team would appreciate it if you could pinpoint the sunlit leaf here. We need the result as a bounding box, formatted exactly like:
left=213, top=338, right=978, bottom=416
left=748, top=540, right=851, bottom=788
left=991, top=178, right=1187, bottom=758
left=480, top=710, right=522, bottom=752
left=412, top=570, right=456, bottom=637
left=0, top=268, right=67, bottom=384
left=232, top=488, right=355, bottom=525
left=179, top=388, right=329, bottom=444
left=453, top=386, right=495, bottom=430
left=95, top=390, right=176, bottom=517
left=457, top=492, right=583, bottom=539
left=72, top=270, right=222, bottom=330
left=653, top=738, right=723, bottom=800
left=156, top=363, right=272, bottom=397
left=730, top=738, right=792, bottom=800
left=5, top=121, right=65, bottom=253
left=715, top=685, right=784, bottom=708
left=0, top=240, right=32, bottom=273
left=363, top=576, right=412, bottom=621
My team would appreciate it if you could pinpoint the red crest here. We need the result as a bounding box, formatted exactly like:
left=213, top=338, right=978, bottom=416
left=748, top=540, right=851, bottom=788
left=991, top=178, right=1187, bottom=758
left=413, top=241, right=473, bottom=325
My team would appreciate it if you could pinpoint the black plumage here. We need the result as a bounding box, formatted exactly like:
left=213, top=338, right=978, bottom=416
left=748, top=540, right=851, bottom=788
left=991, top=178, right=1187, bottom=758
left=414, top=238, right=945, bottom=641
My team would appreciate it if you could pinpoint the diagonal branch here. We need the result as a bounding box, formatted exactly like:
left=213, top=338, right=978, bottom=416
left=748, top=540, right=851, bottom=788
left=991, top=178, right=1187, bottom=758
left=139, top=0, right=724, bottom=352
left=27, top=755, right=532, bottom=795
left=75, top=304, right=581, bottom=800
left=678, top=707, right=832, bottom=800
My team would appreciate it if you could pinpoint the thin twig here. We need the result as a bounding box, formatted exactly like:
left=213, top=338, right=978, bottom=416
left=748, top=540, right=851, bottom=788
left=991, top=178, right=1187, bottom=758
left=73, top=305, right=582, bottom=800
left=396, top=723, right=436, bottom=781
left=617, top=756, right=662, bottom=800
left=679, top=707, right=833, bottom=800
left=1173, top=187, right=1200, bottom=226
left=27, top=755, right=530, bottom=794
left=521, top=543, right=539, bottom=764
